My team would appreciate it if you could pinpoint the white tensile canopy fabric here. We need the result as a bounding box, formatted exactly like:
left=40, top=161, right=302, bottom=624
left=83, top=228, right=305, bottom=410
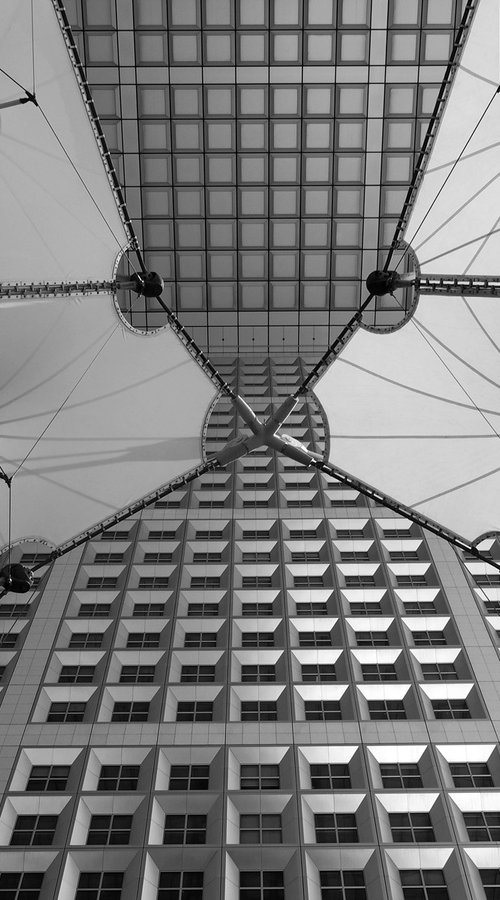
left=314, top=0, right=500, bottom=545
left=0, top=0, right=127, bottom=281
left=0, top=0, right=218, bottom=549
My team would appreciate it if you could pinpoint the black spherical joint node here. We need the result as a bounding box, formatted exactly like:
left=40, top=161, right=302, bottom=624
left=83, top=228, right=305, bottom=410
left=0, top=564, right=34, bottom=594
left=131, top=271, right=164, bottom=298
left=366, top=270, right=400, bottom=297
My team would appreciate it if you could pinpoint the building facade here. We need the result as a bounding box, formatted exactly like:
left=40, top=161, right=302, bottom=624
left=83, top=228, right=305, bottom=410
left=0, top=357, right=500, bottom=900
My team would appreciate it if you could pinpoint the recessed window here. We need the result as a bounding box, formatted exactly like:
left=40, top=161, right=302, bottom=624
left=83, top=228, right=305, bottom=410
left=479, top=869, right=500, bottom=900
left=193, top=552, right=223, bottom=562
left=187, top=603, right=219, bottom=617
left=163, top=814, right=207, bottom=844
left=291, top=551, right=320, bottom=562
left=78, top=603, right=111, bottom=618
left=242, top=575, right=273, bottom=587
left=176, top=701, right=213, bottom=722
left=345, top=575, right=375, bottom=587
left=241, top=665, right=276, bottom=683
left=138, top=576, right=170, bottom=589
left=301, top=664, right=336, bottom=682
left=190, top=576, right=221, bottom=588
left=242, top=632, right=275, bottom=647
left=69, top=632, right=103, bottom=649
left=404, top=601, right=436, bottom=615
left=242, top=551, right=272, bottom=563
left=241, top=701, right=277, bottom=721
left=294, top=575, right=324, bottom=587
left=98, top=765, right=140, bottom=791
left=305, top=700, right=341, bottom=720
left=389, top=812, right=435, bottom=842
left=184, top=632, right=217, bottom=648
left=242, top=602, right=274, bottom=616
left=421, top=663, right=457, bottom=680
left=380, top=763, right=422, bottom=789
left=0, top=874, right=44, bottom=900
left=94, top=553, right=124, bottom=564
left=111, top=701, right=149, bottom=722
left=314, top=813, right=358, bottom=843
left=133, top=603, right=165, bottom=617
left=120, top=665, right=156, bottom=683
left=413, top=630, right=447, bottom=645
left=368, top=700, right=406, bottom=720
left=169, top=764, right=210, bottom=791
left=299, top=631, right=331, bottom=647
left=47, top=701, right=86, bottom=722
left=126, top=632, right=160, bottom=648
left=158, top=872, right=203, bottom=900
left=87, top=814, right=132, bottom=845
left=59, top=665, right=95, bottom=684
left=240, top=814, right=282, bottom=843
left=86, top=576, right=118, bottom=589
left=320, top=871, right=366, bottom=900
left=0, top=604, right=30, bottom=618
left=240, top=872, right=284, bottom=900
left=400, top=870, right=448, bottom=900
left=310, top=763, right=351, bottom=790
left=350, top=602, right=382, bottom=616
left=75, top=873, right=123, bottom=900
left=143, top=552, right=173, bottom=564
left=240, top=764, right=280, bottom=790
left=0, top=633, right=18, bottom=647
left=463, top=811, right=500, bottom=841
left=296, top=602, right=328, bottom=616
left=361, top=664, right=397, bottom=681
left=431, top=699, right=470, bottom=719
left=149, top=530, right=177, bottom=540
left=10, top=814, right=57, bottom=846
left=180, top=665, right=216, bottom=683
left=26, top=764, right=70, bottom=792
left=449, top=762, right=493, bottom=788
left=356, top=631, right=389, bottom=647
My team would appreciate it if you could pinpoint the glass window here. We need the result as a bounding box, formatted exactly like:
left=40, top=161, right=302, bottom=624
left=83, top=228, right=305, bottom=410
left=368, top=700, right=406, bottom=720
left=69, top=632, right=103, bottom=648
left=305, top=700, right=341, bottom=721
left=181, top=665, right=216, bottom=683
left=241, top=665, right=276, bottom=683
left=400, top=870, right=448, bottom=900
left=10, top=815, right=57, bottom=846
left=111, top=701, right=150, bottom=722
left=421, top=663, right=457, bottom=680
left=126, top=632, right=160, bottom=648
left=98, top=765, right=140, bottom=791
left=47, top=701, right=86, bottom=722
left=0, top=874, right=44, bottom=900
left=75, top=872, right=123, bottom=900
left=59, top=665, right=95, bottom=684
left=361, top=664, right=397, bottom=681
left=184, top=632, right=217, bottom=648
left=242, top=632, right=275, bottom=647
left=163, top=814, right=207, bottom=844
left=479, top=869, right=500, bottom=900
left=449, top=762, right=493, bottom=788
left=240, top=872, right=284, bottom=900
left=240, top=764, right=280, bottom=790
left=26, top=764, right=70, bottom=792
left=310, top=763, right=351, bottom=790
left=87, top=814, right=132, bottom=845
left=169, top=765, right=210, bottom=790
left=319, top=870, right=366, bottom=899
left=158, top=872, right=203, bottom=900
left=301, top=664, right=336, bottom=682
left=380, top=763, right=422, bottom=789
left=176, top=701, right=213, bottom=722
left=299, top=631, right=332, bottom=647
left=240, top=814, right=282, bottom=843
left=389, top=812, right=435, bottom=842
left=133, top=603, right=165, bottom=617
left=431, top=699, right=470, bottom=719
left=120, top=665, right=156, bottom=683
left=241, top=701, right=277, bottom=721
left=314, top=813, right=358, bottom=843
left=463, top=811, right=500, bottom=842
